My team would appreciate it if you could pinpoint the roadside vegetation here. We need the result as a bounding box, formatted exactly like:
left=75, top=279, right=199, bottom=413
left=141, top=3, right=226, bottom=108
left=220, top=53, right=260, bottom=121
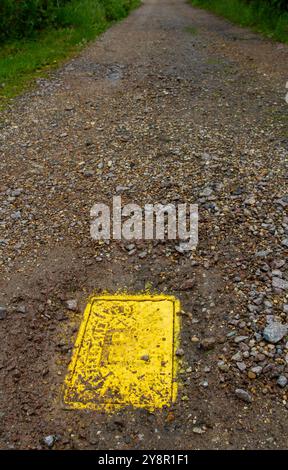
left=190, top=0, right=288, bottom=43
left=0, top=0, right=139, bottom=106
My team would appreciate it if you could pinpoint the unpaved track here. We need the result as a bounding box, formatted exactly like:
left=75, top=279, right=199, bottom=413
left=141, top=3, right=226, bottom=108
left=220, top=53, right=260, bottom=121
left=0, top=0, right=288, bottom=449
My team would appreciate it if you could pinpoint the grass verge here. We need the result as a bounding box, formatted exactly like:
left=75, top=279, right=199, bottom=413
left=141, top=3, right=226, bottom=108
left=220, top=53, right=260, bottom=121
left=190, top=0, right=288, bottom=43
left=0, top=0, right=139, bottom=108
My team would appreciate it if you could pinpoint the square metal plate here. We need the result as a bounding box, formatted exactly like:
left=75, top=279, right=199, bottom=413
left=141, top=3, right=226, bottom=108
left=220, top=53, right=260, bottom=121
left=63, top=294, right=180, bottom=412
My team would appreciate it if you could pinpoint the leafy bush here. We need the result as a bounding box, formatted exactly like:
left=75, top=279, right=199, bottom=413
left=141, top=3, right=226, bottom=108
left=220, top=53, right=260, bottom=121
left=0, top=0, right=137, bottom=43
left=262, top=0, right=287, bottom=11
left=203, top=0, right=288, bottom=11
left=192, top=0, right=288, bottom=43
left=1, top=0, right=62, bottom=41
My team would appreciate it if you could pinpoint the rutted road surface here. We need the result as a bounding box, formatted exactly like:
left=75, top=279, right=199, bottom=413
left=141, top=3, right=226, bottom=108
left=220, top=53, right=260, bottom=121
left=0, top=0, right=288, bottom=450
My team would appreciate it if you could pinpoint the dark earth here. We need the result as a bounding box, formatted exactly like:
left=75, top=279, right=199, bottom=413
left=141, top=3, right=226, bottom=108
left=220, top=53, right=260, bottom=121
left=0, top=0, right=288, bottom=449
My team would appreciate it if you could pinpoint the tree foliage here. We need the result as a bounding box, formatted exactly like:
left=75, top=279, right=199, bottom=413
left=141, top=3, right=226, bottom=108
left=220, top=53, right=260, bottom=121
left=0, top=0, right=136, bottom=42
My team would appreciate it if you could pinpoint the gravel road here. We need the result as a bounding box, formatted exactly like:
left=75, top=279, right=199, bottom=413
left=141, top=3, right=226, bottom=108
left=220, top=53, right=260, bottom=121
left=0, top=0, right=288, bottom=449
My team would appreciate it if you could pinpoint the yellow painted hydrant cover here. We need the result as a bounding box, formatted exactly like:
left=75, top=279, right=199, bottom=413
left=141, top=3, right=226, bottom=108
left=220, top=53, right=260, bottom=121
left=63, top=294, right=181, bottom=412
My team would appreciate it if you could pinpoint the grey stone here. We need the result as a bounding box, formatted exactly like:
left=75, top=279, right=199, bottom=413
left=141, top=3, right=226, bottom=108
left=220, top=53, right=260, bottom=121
left=272, top=277, right=288, bottom=291
left=251, top=366, right=263, bottom=376
left=199, top=187, right=213, bottom=197
left=43, top=435, right=55, bottom=448
left=248, top=304, right=259, bottom=313
left=244, top=196, right=256, bottom=205
left=83, top=170, right=94, bottom=177
left=255, top=250, right=271, bottom=258
left=272, top=270, right=283, bottom=278
left=0, top=306, right=7, bottom=320
left=237, top=362, right=246, bottom=372
left=66, top=299, right=78, bottom=311
left=254, top=333, right=262, bottom=342
left=11, top=189, right=22, bottom=197
left=273, top=259, right=285, bottom=269
left=253, top=296, right=264, bottom=306
left=263, top=322, right=288, bottom=344
left=16, top=304, right=26, bottom=314
left=235, top=388, right=252, bottom=403
left=234, top=335, right=249, bottom=343
left=266, top=315, right=276, bottom=324
left=277, top=375, right=287, bottom=388
left=217, top=360, right=229, bottom=371
left=201, top=380, right=209, bottom=388
left=116, top=185, right=130, bottom=193
left=128, top=249, right=136, bottom=256
left=11, top=211, right=21, bottom=220
left=192, top=427, right=206, bottom=434
left=125, top=243, right=135, bottom=251
left=232, top=352, right=242, bottom=361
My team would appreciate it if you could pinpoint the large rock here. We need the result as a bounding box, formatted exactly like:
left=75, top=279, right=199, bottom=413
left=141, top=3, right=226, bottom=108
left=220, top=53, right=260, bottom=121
left=277, top=375, right=287, bottom=388
left=263, top=322, right=288, bottom=344
left=272, top=277, right=288, bottom=291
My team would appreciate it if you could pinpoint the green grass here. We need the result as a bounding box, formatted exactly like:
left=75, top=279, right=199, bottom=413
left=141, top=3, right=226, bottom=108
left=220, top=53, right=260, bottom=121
left=0, top=0, right=139, bottom=108
left=190, top=0, right=288, bottom=43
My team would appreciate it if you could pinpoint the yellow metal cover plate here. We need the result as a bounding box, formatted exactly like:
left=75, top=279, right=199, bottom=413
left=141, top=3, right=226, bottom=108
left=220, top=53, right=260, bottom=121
left=63, top=294, right=180, bottom=412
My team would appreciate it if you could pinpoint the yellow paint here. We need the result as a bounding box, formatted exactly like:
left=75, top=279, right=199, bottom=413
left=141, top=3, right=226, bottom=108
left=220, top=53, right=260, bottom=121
left=63, top=294, right=180, bottom=412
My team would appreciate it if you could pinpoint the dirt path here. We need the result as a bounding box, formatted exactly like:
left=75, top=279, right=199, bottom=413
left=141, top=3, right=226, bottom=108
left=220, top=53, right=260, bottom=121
left=0, top=0, right=288, bottom=450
